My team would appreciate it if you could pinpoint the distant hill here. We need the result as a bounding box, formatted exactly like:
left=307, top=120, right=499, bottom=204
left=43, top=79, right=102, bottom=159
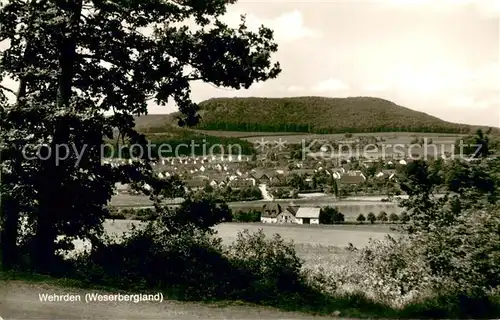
left=113, top=118, right=257, bottom=157
left=134, top=96, right=498, bottom=136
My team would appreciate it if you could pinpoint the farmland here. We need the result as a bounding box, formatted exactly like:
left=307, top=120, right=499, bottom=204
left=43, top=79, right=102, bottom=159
left=100, top=220, right=393, bottom=247
left=109, top=193, right=407, bottom=218
left=70, top=220, right=393, bottom=263
left=241, top=132, right=462, bottom=144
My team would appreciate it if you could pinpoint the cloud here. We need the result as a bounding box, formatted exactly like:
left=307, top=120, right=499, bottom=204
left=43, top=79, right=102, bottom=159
left=378, top=0, right=500, bottom=17
left=222, top=10, right=321, bottom=43
left=448, top=94, right=476, bottom=108
left=312, top=78, right=349, bottom=92
left=363, top=83, right=391, bottom=92
left=287, top=85, right=305, bottom=92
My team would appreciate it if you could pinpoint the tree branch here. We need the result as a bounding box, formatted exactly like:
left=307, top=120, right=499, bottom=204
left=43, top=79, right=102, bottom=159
left=0, top=84, right=16, bottom=96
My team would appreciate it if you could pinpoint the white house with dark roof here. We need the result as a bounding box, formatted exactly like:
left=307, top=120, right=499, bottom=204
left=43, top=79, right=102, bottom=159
left=294, top=207, right=320, bottom=225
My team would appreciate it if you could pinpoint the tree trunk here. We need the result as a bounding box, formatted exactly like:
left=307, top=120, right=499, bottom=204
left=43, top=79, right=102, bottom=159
left=0, top=0, right=38, bottom=269
left=1, top=196, right=18, bottom=270
left=33, top=0, right=83, bottom=272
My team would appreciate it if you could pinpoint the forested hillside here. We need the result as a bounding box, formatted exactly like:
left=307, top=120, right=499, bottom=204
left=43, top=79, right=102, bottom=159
left=192, top=96, right=478, bottom=134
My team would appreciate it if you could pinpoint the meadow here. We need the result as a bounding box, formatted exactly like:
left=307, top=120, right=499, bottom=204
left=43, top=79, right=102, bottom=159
left=109, top=194, right=406, bottom=218
left=71, top=220, right=394, bottom=266
left=242, top=132, right=462, bottom=144
left=177, top=129, right=464, bottom=144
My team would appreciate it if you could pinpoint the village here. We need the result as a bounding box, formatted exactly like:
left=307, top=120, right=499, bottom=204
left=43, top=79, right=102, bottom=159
left=105, top=136, right=460, bottom=224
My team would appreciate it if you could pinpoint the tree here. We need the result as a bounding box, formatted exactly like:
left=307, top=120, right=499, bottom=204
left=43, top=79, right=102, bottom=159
left=288, top=173, right=305, bottom=190
left=356, top=214, right=366, bottom=224
left=172, top=197, right=232, bottom=231
left=455, top=128, right=492, bottom=159
left=0, top=0, right=280, bottom=271
left=367, top=212, right=376, bottom=224
left=377, top=211, right=388, bottom=222
left=319, top=206, right=341, bottom=224
left=331, top=177, right=339, bottom=198
left=336, top=212, right=345, bottom=223
left=399, top=211, right=410, bottom=223
left=389, top=213, right=399, bottom=222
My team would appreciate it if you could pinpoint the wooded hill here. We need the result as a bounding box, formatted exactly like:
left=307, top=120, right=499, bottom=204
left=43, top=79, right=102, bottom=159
left=194, top=96, right=490, bottom=134
left=135, top=96, right=496, bottom=135
left=109, top=120, right=257, bottom=157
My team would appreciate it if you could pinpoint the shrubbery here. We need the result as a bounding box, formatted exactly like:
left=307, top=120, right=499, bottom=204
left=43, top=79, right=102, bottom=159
left=69, top=201, right=312, bottom=302
left=232, top=210, right=261, bottom=222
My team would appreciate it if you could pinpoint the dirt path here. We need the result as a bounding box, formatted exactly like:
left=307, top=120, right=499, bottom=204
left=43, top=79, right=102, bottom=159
left=0, top=281, right=340, bottom=319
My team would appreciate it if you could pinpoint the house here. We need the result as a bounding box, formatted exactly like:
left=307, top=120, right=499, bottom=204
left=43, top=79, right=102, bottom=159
left=185, top=178, right=208, bottom=190
left=229, top=178, right=255, bottom=189
left=251, top=171, right=271, bottom=183
left=295, top=207, right=320, bottom=224
left=251, top=169, right=285, bottom=184
left=277, top=207, right=296, bottom=224
left=340, top=171, right=366, bottom=185
left=291, top=169, right=315, bottom=177
left=260, top=203, right=282, bottom=223
left=114, top=183, right=130, bottom=194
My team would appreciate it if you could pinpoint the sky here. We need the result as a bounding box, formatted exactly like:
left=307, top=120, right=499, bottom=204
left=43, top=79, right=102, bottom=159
left=178, top=0, right=500, bottom=127
left=1, top=0, right=499, bottom=126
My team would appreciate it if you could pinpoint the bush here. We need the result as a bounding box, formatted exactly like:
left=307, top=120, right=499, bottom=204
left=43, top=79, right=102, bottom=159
left=367, top=212, right=376, bottom=224
left=320, top=206, right=344, bottom=224
left=70, top=198, right=309, bottom=302
left=108, top=208, right=126, bottom=220
left=377, top=211, right=388, bottom=222
left=389, top=213, right=399, bottom=222
left=355, top=235, right=438, bottom=306
left=399, top=211, right=410, bottom=223
left=416, top=205, right=500, bottom=296
left=233, top=210, right=261, bottom=222
left=227, top=229, right=305, bottom=299
left=73, top=220, right=236, bottom=298
left=357, top=214, right=366, bottom=224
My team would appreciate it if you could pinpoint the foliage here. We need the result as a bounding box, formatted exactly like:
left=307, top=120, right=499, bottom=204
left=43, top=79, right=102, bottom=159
left=227, top=229, right=304, bottom=298
left=71, top=201, right=307, bottom=302
left=161, top=97, right=493, bottom=134
left=356, top=214, right=366, bottom=223
left=399, top=211, right=410, bottom=223
left=270, top=187, right=298, bottom=199
left=199, top=185, right=263, bottom=202
left=0, top=0, right=280, bottom=271
left=388, top=213, right=399, bottom=222
left=232, top=209, right=261, bottom=222
left=355, top=236, right=437, bottom=305
left=376, top=211, right=388, bottom=222
left=106, top=132, right=257, bottom=158
left=171, top=197, right=232, bottom=230
left=367, top=212, right=376, bottom=224
left=319, top=206, right=344, bottom=224
left=454, top=128, right=496, bottom=158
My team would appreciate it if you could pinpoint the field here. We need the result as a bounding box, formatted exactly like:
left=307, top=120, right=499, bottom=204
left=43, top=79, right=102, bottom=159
left=109, top=194, right=406, bottom=218
left=69, top=221, right=394, bottom=270
left=214, top=222, right=393, bottom=247
left=177, top=130, right=465, bottom=144
left=241, top=132, right=462, bottom=144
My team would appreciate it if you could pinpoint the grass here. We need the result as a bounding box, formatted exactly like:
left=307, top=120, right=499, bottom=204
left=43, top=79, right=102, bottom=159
left=109, top=193, right=405, bottom=220
left=3, top=224, right=499, bottom=318
left=96, top=220, right=394, bottom=250
left=241, top=132, right=464, bottom=144
left=0, top=269, right=399, bottom=318
left=185, top=130, right=467, bottom=139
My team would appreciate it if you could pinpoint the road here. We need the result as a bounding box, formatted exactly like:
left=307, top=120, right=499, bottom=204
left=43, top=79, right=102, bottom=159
left=0, top=281, right=341, bottom=319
